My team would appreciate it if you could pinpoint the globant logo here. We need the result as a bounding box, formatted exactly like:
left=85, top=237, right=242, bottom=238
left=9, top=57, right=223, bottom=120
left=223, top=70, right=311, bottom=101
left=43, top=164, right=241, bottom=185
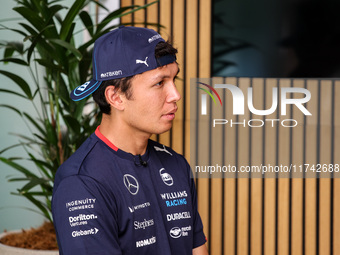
left=72, top=228, right=99, bottom=238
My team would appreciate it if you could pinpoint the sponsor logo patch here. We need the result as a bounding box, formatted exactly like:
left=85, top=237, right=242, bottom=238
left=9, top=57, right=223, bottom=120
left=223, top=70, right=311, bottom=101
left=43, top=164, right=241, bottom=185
left=128, top=202, right=151, bottom=213
left=69, top=213, right=98, bottom=227
left=154, top=145, right=173, bottom=156
left=76, top=81, right=90, bottom=92
left=166, top=211, right=191, bottom=221
left=169, top=226, right=191, bottom=238
left=159, top=168, right=174, bottom=186
left=148, top=34, right=162, bottom=43
left=160, top=190, right=188, bottom=207
left=100, top=70, right=122, bottom=78
left=65, top=198, right=96, bottom=212
left=72, top=228, right=99, bottom=238
left=123, top=174, right=139, bottom=195
left=134, top=218, right=154, bottom=230
left=136, top=57, right=149, bottom=67
left=136, top=236, right=156, bottom=248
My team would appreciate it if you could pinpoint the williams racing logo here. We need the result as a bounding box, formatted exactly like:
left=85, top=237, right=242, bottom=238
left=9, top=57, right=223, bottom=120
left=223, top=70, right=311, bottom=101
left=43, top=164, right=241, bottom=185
left=160, top=190, right=188, bottom=207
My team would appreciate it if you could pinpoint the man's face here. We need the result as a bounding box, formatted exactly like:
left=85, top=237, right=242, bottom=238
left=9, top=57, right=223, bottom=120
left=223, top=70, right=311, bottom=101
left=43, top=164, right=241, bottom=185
left=120, top=62, right=181, bottom=136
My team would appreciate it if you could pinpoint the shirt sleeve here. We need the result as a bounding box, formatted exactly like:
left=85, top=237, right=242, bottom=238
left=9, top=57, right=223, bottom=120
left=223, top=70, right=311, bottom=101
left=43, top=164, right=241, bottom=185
left=187, top=163, right=207, bottom=249
left=52, top=175, right=122, bottom=255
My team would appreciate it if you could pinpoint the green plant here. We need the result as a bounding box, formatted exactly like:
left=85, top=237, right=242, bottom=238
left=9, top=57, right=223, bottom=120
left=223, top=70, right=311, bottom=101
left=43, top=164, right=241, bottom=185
left=0, top=0, right=158, bottom=223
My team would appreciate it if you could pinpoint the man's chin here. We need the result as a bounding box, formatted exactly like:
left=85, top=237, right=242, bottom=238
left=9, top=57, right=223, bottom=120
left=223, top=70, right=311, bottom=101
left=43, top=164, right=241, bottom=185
left=154, top=123, right=173, bottom=135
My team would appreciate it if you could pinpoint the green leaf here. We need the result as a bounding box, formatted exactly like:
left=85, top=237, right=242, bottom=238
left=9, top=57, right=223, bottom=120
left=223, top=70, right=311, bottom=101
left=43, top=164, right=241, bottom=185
left=35, top=59, right=64, bottom=73
left=23, top=113, right=46, bottom=137
left=49, top=39, right=82, bottom=60
left=27, top=24, right=55, bottom=63
left=95, top=6, right=134, bottom=33
left=79, top=10, right=93, bottom=36
left=14, top=6, right=44, bottom=31
left=0, top=143, right=29, bottom=155
left=63, top=115, right=81, bottom=134
left=9, top=132, right=40, bottom=144
left=0, top=70, right=33, bottom=99
left=97, top=1, right=159, bottom=33
left=3, top=41, right=24, bottom=56
left=19, top=178, right=49, bottom=193
left=0, top=58, right=28, bottom=66
left=59, top=0, right=86, bottom=40
left=0, top=89, right=28, bottom=99
left=89, top=0, right=108, bottom=11
left=0, top=104, right=23, bottom=116
left=0, top=157, right=39, bottom=179
left=20, top=192, right=52, bottom=222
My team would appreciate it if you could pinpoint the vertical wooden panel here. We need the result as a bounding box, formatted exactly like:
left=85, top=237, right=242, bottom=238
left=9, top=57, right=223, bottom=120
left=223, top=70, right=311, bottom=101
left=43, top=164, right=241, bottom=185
left=291, top=79, right=305, bottom=255
left=170, top=0, right=184, bottom=154
left=334, top=81, right=340, bottom=255
left=185, top=0, right=198, bottom=161
left=158, top=0, right=172, bottom=147
left=277, top=79, right=291, bottom=255
left=319, top=81, right=332, bottom=255
left=209, top=77, right=224, bottom=255
left=196, top=0, right=211, bottom=251
left=199, top=0, right=211, bottom=78
left=305, top=80, right=318, bottom=255
left=250, top=78, right=265, bottom=255
left=120, top=0, right=132, bottom=23
left=263, top=79, right=278, bottom=255
left=237, top=78, right=251, bottom=255
left=134, top=0, right=145, bottom=26
left=224, top=77, right=237, bottom=255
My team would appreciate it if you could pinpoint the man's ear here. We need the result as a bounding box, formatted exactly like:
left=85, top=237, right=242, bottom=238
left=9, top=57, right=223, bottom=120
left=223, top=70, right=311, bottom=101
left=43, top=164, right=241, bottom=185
left=104, top=86, right=125, bottom=111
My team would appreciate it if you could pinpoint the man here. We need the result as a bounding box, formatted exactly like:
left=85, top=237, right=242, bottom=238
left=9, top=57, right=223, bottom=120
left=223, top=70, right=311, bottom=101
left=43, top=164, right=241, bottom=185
left=52, top=26, right=208, bottom=255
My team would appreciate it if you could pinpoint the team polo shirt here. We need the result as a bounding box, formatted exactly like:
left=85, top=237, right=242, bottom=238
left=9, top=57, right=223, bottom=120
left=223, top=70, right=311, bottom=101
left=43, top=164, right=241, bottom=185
left=52, top=127, right=206, bottom=254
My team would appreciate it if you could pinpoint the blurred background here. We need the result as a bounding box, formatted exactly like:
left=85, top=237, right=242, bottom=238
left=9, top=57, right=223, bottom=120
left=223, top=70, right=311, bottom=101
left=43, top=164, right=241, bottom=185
left=1, top=0, right=339, bottom=254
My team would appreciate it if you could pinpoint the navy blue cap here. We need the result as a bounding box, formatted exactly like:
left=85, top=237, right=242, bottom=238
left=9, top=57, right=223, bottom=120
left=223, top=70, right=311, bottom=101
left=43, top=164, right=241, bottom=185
left=70, top=26, right=176, bottom=101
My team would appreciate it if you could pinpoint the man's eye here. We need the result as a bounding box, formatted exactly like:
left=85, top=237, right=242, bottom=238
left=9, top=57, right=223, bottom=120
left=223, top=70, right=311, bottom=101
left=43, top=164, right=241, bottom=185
left=155, top=81, right=164, bottom=86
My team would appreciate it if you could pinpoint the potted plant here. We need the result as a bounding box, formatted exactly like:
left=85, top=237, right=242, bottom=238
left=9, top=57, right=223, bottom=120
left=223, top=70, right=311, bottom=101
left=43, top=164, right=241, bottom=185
left=0, top=0, right=158, bottom=253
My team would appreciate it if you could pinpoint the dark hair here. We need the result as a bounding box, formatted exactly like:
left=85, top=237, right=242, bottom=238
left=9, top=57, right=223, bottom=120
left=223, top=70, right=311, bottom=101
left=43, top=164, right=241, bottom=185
left=92, top=41, right=177, bottom=115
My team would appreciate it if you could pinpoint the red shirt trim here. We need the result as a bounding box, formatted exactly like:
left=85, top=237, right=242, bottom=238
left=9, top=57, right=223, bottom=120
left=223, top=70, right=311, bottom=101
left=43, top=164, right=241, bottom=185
left=95, top=126, right=118, bottom=151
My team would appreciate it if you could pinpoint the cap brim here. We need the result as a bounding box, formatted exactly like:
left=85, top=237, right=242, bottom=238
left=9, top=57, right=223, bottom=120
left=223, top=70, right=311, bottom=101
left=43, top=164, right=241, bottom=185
left=70, top=80, right=102, bottom=101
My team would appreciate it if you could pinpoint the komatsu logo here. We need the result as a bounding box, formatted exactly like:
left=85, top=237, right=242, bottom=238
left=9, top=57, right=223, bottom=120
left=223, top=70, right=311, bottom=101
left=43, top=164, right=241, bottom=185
left=136, top=236, right=156, bottom=248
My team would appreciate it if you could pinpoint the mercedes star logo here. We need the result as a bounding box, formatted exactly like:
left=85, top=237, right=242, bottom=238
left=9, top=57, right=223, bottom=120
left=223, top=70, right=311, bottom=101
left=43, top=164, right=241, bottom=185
left=123, top=174, right=139, bottom=195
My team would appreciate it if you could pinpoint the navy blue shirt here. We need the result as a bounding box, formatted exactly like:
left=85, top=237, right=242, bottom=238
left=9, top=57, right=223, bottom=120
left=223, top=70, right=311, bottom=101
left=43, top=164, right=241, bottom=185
left=52, top=128, right=206, bottom=254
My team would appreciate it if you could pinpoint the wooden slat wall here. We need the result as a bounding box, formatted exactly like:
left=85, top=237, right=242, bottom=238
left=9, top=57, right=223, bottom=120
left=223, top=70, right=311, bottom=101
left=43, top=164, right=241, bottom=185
left=120, top=2, right=340, bottom=255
